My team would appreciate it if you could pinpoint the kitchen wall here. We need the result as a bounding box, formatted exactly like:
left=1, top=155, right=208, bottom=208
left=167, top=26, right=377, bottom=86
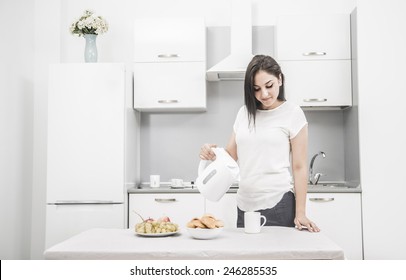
left=140, top=26, right=349, bottom=183
left=0, top=0, right=35, bottom=259
left=357, top=0, right=406, bottom=259
left=1, top=0, right=357, bottom=260
left=141, top=110, right=349, bottom=183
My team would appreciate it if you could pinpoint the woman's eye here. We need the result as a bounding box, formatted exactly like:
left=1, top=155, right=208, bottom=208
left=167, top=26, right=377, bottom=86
left=266, top=84, right=273, bottom=89
left=254, top=88, right=260, bottom=92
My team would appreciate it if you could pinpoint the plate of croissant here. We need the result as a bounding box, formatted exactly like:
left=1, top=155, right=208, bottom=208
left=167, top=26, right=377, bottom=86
left=186, top=214, right=224, bottom=240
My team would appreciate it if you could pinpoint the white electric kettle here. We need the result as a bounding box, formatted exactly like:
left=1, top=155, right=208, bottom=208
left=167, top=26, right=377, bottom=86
left=195, top=147, right=240, bottom=202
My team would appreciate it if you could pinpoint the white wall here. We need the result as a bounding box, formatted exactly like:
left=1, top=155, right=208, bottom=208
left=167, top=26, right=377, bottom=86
left=0, top=0, right=355, bottom=259
left=30, top=0, right=62, bottom=260
left=0, top=0, right=35, bottom=259
left=357, top=0, right=406, bottom=259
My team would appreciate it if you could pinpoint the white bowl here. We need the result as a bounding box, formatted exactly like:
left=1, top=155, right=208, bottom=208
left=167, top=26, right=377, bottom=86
left=187, top=227, right=223, bottom=240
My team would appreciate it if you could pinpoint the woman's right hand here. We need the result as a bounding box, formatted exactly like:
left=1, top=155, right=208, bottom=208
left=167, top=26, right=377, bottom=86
left=199, top=143, right=217, bottom=160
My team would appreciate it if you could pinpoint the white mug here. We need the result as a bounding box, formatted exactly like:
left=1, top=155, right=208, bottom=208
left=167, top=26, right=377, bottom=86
left=244, top=211, right=267, bottom=234
left=150, top=175, right=160, bottom=188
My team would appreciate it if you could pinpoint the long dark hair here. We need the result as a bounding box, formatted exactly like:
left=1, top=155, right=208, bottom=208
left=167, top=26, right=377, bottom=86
left=244, top=55, right=286, bottom=127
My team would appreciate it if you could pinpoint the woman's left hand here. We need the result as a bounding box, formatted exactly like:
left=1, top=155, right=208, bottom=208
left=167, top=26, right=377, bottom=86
left=294, top=215, right=320, bottom=232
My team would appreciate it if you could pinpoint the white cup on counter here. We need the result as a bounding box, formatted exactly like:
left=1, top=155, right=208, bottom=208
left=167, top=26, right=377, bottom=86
left=244, top=211, right=267, bottom=234
left=150, top=175, right=160, bottom=188
left=171, top=178, right=184, bottom=188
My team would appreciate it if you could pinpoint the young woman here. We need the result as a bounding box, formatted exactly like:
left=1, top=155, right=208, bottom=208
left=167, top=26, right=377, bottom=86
left=200, top=55, right=320, bottom=232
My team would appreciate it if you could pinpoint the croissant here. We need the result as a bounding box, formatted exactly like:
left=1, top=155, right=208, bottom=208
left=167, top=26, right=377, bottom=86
left=186, top=214, right=224, bottom=229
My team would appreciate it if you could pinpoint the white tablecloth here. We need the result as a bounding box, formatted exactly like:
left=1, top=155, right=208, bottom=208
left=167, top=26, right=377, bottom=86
left=44, top=227, right=344, bottom=260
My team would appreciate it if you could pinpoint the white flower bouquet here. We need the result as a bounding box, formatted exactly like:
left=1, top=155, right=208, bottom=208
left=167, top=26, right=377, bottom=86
left=70, top=10, right=108, bottom=36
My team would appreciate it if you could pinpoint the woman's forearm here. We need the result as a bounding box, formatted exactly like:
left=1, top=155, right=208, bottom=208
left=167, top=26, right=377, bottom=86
left=293, top=166, right=308, bottom=216
left=290, top=126, right=309, bottom=217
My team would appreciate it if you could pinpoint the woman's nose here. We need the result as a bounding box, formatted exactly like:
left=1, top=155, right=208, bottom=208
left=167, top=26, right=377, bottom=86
left=261, top=88, right=269, bottom=98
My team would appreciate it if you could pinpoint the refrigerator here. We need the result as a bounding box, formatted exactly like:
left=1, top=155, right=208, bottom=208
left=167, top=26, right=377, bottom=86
left=45, top=63, right=128, bottom=249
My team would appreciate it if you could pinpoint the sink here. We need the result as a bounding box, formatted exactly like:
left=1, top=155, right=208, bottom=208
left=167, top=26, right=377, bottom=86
left=308, top=182, right=349, bottom=188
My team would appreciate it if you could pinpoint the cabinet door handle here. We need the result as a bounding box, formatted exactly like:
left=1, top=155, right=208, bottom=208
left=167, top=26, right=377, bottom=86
left=53, top=200, right=117, bottom=205
left=309, top=198, right=335, bottom=202
left=302, top=52, right=327, bottom=56
left=303, top=98, right=327, bottom=102
left=155, top=198, right=177, bottom=203
left=157, top=54, right=179, bottom=58
left=158, top=100, right=179, bottom=104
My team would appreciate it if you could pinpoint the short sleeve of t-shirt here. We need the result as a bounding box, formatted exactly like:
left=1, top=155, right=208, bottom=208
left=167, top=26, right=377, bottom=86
left=233, top=106, right=246, bottom=133
left=289, top=105, right=308, bottom=139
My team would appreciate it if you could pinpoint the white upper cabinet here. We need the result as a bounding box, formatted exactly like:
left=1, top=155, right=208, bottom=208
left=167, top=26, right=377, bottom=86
left=133, top=17, right=206, bottom=112
left=275, top=14, right=352, bottom=108
left=133, top=62, right=206, bottom=111
left=276, top=14, right=351, bottom=61
left=280, top=60, right=352, bottom=107
left=134, top=18, right=205, bottom=63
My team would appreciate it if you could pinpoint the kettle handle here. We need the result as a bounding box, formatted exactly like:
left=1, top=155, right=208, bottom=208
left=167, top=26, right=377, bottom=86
left=198, top=147, right=221, bottom=175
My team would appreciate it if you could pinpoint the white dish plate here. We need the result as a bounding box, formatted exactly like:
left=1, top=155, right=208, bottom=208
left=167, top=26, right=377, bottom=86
left=136, top=231, right=179, bottom=237
left=187, top=227, right=223, bottom=240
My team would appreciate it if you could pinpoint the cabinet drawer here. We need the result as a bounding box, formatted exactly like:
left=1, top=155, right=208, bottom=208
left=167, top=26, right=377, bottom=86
left=280, top=60, right=352, bottom=107
left=306, top=193, right=363, bottom=259
left=133, top=61, right=206, bottom=111
left=134, top=18, right=205, bottom=62
left=276, top=14, right=350, bottom=60
left=128, top=193, right=205, bottom=230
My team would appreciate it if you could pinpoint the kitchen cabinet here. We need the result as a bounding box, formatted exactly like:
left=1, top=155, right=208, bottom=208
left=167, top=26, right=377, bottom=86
left=133, top=62, right=206, bottom=111
left=128, top=193, right=205, bottom=230
left=279, top=60, right=352, bottom=107
left=275, top=14, right=352, bottom=108
left=205, top=193, right=238, bottom=229
left=128, top=192, right=237, bottom=230
left=133, top=17, right=206, bottom=112
left=134, top=18, right=205, bottom=63
left=276, top=14, right=350, bottom=61
left=128, top=190, right=362, bottom=259
left=306, top=193, right=363, bottom=259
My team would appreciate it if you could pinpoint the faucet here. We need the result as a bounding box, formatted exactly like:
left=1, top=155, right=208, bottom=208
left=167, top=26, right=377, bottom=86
left=309, top=151, right=326, bottom=185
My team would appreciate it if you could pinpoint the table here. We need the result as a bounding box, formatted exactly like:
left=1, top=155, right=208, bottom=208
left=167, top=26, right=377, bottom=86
left=44, top=227, right=344, bottom=260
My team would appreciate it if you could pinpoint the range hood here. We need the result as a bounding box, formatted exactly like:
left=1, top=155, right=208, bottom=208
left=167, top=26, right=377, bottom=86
left=206, top=1, right=253, bottom=81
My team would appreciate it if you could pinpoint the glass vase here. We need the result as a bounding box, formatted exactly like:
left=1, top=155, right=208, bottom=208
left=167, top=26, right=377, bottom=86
left=84, top=34, right=98, bottom=63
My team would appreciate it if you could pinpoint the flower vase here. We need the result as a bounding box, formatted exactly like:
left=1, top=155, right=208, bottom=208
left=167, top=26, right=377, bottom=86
left=84, top=34, right=98, bottom=63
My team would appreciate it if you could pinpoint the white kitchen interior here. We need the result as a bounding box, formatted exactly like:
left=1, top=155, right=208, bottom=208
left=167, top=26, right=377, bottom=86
left=1, top=0, right=406, bottom=261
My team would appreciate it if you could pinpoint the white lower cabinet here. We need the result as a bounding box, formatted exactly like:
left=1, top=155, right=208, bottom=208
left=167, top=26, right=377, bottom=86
left=306, top=193, right=363, bottom=259
left=129, top=193, right=238, bottom=230
left=129, top=192, right=363, bottom=259
left=128, top=193, right=205, bottom=230
left=205, top=193, right=238, bottom=229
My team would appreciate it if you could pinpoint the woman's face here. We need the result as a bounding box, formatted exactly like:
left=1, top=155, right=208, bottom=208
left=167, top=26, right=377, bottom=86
left=253, top=70, right=282, bottom=110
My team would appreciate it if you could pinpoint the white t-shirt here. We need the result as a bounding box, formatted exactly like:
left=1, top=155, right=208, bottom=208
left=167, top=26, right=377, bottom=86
left=233, top=101, right=307, bottom=211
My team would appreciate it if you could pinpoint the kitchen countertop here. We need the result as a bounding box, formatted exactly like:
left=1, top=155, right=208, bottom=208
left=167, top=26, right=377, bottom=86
left=43, top=227, right=344, bottom=260
left=128, top=182, right=361, bottom=194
